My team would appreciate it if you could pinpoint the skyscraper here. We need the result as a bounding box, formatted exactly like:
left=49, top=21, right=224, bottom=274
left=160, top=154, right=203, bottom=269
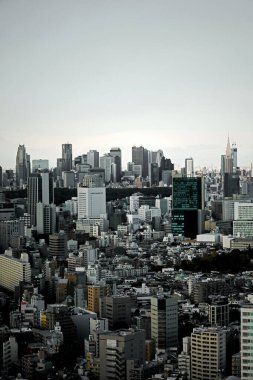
left=62, top=143, right=72, bottom=171
left=172, top=176, right=204, bottom=238
left=151, top=294, right=178, bottom=352
left=185, top=157, right=194, bottom=177
left=27, top=172, right=54, bottom=227
left=110, top=147, right=122, bottom=182
left=132, top=146, right=149, bottom=178
left=100, top=154, right=113, bottom=183
left=87, top=150, right=99, bottom=168
left=16, top=144, right=29, bottom=188
left=77, top=180, right=106, bottom=219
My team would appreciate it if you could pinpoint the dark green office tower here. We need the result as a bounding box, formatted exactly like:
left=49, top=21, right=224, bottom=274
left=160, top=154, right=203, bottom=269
left=172, top=176, right=204, bottom=239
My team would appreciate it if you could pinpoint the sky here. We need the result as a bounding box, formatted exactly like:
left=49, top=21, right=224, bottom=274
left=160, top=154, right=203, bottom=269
left=1, top=0, right=253, bottom=170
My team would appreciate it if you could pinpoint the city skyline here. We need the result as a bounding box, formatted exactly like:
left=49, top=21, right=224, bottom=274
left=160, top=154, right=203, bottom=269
left=1, top=0, right=253, bottom=169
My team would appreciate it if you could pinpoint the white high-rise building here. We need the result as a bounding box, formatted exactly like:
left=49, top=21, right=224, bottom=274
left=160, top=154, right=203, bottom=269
left=241, top=304, right=253, bottom=379
left=185, top=157, right=194, bottom=177
left=78, top=184, right=106, bottom=219
left=100, top=154, right=113, bottom=183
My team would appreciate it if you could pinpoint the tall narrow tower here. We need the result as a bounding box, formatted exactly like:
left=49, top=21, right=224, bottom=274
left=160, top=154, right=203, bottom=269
left=110, top=147, right=122, bottom=182
left=27, top=172, right=54, bottom=227
left=151, top=294, right=178, bottom=352
left=16, top=145, right=28, bottom=188
left=62, top=143, right=72, bottom=171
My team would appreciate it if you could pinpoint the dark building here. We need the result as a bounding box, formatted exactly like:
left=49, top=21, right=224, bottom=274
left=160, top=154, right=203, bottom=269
left=110, top=147, right=122, bottom=182
left=171, top=209, right=199, bottom=239
left=173, top=177, right=204, bottom=210
left=149, top=163, right=159, bottom=186
left=223, top=173, right=240, bottom=197
left=27, top=172, right=54, bottom=227
left=172, top=177, right=204, bottom=239
left=132, top=146, right=149, bottom=179
left=62, top=143, right=72, bottom=171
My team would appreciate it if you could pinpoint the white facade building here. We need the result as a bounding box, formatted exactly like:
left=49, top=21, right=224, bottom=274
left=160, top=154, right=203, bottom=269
left=78, top=185, right=106, bottom=219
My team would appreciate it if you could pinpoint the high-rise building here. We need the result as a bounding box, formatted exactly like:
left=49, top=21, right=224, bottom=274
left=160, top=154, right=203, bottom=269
left=102, top=295, right=132, bottom=330
left=151, top=294, right=178, bottom=352
left=185, top=157, right=194, bottom=177
left=0, top=251, right=31, bottom=292
left=36, top=203, right=56, bottom=235
left=191, top=327, right=226, bottom=380
left=16, top=144, right=29, bottom=188
left=241, top=304, right=253, bottom=379
left=78, top=180, right=106, bottom=219
left=172, top=176, right=204, bottom=238
left=99, top=329, right=145, bottom=380
left=62, top=143, right=72, bottom=171
left=100, top=154, right=113, bottom=183
left=132, top=146, right=149, bottom=178
left=27, top=172, right=54, bottom=227
left=110, top=147, right=122, bottom=182
left=87, top=150, right=99, bottom=168
left=149, top=162, right=159, bottom=186
left=0, top=220, right=25, bottom=250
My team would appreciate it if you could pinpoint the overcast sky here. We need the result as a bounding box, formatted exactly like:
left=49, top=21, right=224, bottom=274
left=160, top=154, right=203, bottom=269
left=1, top=0, right=253, bottom=170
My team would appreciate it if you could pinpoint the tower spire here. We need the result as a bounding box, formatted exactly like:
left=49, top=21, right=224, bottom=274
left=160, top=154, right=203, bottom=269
left=226, top=135, right=231, bottom=157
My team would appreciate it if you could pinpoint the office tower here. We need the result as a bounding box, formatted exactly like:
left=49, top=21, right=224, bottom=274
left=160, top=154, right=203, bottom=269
left=62, top=143, right=72, bottom=171
left=102, top=295, right=132, bottom=330
left=221, top=137, right=234, bottom=175
left=78, top=180, right=106, bottom=219
left=62, top=171, right=75, bottom=188
left=232, top=143, right=237, bottom=172
left=241, top=304, right=253, bottom=379
left=27, top=172, right=54, bottom=227
left=16, top=144, right=29, bottom=187
left=87, top=150, right=99, bottom=168
left=151, top=294, right=178, bottom=352
left=223, top=173, right=240, bottom=197
left=32, top=159, right=49, bottom=172
left=99, top=329, right=145, bottom=380
left=132, top=146, right=149, bottom=178
left=49, top=231, right=67, bottom=259
left=172, top=176, right=204, bottom=239
left=149, top=150, right=163, bottom=166
left=0, top=251, right=31, bottom=292
left=36, top=203, right=56, bottom=235
left=110, top=147, right=122, bottom=182
left=208, top=296, right=229, bottom=327
left=185, top=157, right=194, bottom=177
left=191, top=327, right=226, bottom=380
left=233, top=202, right=253, bottom=237
left=149, top=162, right=159, bottom=186
left=100, top=154, right=113, bottom=183
left=0, top=220, right=25, bottom=250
